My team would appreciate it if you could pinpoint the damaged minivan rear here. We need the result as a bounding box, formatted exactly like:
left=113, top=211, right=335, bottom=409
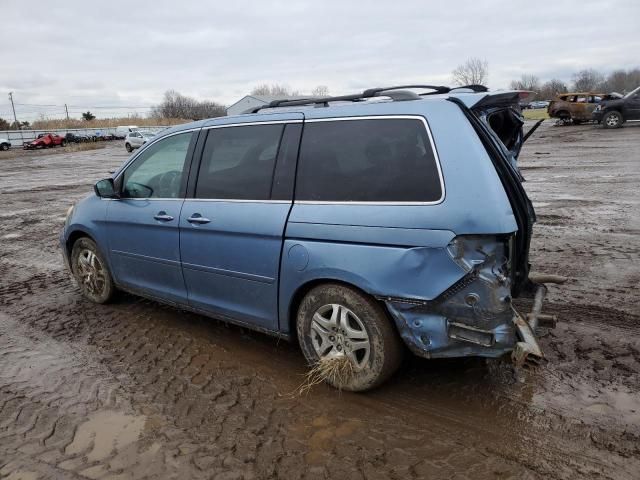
left=62, top=84, right=562, bottom=392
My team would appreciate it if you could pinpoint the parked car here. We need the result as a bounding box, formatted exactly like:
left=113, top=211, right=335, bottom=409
left=61, top=85, right=561, bottom=391
left=592, top=86, right=640, bottom=128
left=115, top=125, right=139, bottom=139
left=65, top=133, right=85, bottom=143
left=528, top=100, right=549, bottom=109
left=547, top=92, right=605, bottom=124
left=124, top=130, right=155, bottom=152
left=0, top=137, right=11, bottom=151
left=23, top=133, right=66, bottom=149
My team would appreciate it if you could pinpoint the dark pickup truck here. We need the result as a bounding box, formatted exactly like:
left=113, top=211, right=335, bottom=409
left=593, top=86, right=640, bottom=128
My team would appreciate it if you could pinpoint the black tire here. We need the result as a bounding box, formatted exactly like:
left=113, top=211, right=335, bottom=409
left=61, top=140, right=67, bottom=147
left=0, top=143, right=8, bottom=151
left=602, top=111, right=623, bottom=129
left=70, top=237, right=115, bottom=304
left=296, top=283, right=404, bottom=392
left=125, top=143, right=133, bottom=153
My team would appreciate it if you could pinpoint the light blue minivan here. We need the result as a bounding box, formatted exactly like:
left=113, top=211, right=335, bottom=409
left=61, top=85, right=558, bottom=391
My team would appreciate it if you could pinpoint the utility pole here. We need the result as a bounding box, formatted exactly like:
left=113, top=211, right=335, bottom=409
left=65, top=103, right=70, bottom=121
left=8, top=92, right=23, bottom=141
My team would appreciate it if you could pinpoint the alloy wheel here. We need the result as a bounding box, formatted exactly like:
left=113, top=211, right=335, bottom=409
left=310, top=303, right=371, bottom=369
left=76, top=248, right=107, bottom=296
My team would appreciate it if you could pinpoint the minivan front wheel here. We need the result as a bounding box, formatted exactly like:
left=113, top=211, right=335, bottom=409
left=602, top=111, right=623, bottom=129
left=71, top=237, right=114, bottom=304
left=296, top=284, right=403, bottom=391
left=125, top=143, right=133, bottom=152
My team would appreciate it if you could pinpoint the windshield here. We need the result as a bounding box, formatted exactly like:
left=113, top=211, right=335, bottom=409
left=624, top=86, right=640, bottom=98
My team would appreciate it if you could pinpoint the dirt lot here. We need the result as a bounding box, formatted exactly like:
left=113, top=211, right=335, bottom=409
left=1, top=123, right=639, bottom=480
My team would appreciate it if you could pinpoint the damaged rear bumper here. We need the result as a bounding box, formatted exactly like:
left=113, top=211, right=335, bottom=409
left=380, top=237, right=566, bottom=365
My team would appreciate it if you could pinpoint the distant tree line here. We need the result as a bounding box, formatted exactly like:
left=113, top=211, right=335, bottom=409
left=150, top=90, right=227, bottom=120
left=509, top=68, right=640, bottom=100
left=451, top=57, right=639, bottom=100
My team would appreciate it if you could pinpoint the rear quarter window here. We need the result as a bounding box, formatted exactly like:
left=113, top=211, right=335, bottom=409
left=295, top=117, right=443, bottom=203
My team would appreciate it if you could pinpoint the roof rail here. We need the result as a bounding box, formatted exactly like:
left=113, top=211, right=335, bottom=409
left=247, top=84, right=489, bottom=113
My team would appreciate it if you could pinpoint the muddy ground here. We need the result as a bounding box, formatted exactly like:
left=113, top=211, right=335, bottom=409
left=0, top=123, right=639, bottom=479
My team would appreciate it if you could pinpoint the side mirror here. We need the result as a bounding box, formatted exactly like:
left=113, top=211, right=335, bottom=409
left=94, top=178, right=119, bottom=198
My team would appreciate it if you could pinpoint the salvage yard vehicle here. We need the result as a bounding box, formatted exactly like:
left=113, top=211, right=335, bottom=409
left=547, top=92, right=605, bottom=124
left=593, top=85, right=640, bottom=128
left=61, top=84, right=563, bottom=391
left=0, top=137, right=11, bottom=151
left=23, top=133, right=66, bottom=149
left=124, top=130, right=155, bottom=152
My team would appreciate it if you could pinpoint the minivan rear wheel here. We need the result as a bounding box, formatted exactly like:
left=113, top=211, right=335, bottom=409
left=296, top=284, right=403, bottom=391
left=71, top=237, right=115, bottom=304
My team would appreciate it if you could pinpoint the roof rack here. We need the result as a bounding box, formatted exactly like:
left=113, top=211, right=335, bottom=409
left=247, top=84, right=488, bottom=113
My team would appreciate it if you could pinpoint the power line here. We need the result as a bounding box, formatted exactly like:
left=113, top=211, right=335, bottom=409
left=14, top=103, right=154, bottom=109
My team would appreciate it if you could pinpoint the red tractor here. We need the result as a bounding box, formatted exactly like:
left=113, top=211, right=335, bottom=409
left=23, top=133, right=67, bottom=150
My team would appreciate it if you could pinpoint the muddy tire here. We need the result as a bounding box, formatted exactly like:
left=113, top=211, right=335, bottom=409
left=0, top=143, right=8, bottom=151
left=71, top=237, right=115, bottom=304
left=296, top=283, right=403, bottom=392
left=602, top=111, right=623, bottom=129
left=125, top=143, right=133, bottom=152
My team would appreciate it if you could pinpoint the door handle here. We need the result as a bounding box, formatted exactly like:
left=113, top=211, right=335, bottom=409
left=187, top=214, right=211, bottom=224
left=154, top=211, right=174, bottom=222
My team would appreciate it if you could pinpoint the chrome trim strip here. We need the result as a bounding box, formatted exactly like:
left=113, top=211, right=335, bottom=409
left=300, top=115, right=445, bottom=206
left=203, top=120, right=302, bottom=130
left=112, top=197, right=183, bottom=201
left=184, top=199, right=290, bottom=204
left=182, top=262, right=274, bottom=284
left=112, top=249, right=180, bottom=267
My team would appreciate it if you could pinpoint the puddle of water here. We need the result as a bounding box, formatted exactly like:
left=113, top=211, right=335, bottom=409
left=65, top=410, right=146, bottom=462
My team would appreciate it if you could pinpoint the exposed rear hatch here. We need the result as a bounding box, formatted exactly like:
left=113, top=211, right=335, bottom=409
left=447, top=93, right=537, bottom=296
left=470, top=91, right=532, bottom=162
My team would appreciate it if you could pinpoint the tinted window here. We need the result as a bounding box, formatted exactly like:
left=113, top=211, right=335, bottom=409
left=122, top=132, right=193, bottom=198
left=195, top=124, right=284, bottom=200
left=296, top=118, right=442, bottom=202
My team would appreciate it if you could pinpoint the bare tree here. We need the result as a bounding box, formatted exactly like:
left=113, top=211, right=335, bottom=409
left=509, top=74, right=541, bottom=92
left=311, top=85, right=330, bottom=97
left=538, top=79, right=568, bottom=100
left=602, top=68, right=640, bottom=94
left=451, top=58, right=489, bottom=86
left=571, top=69, right=605, bottom=91
left=151, top=90, right=226, bottom=120
left=250, top=84, right=299, bottom=97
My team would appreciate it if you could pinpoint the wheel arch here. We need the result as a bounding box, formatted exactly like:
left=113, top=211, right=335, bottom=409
left=66, top=228, right=95, bottom=258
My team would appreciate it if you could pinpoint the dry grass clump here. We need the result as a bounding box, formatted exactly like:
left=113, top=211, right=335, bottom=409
left=66, top=143, right=107, bottom=153
left=293, top=355, right=356, bottom=396
left=30, top=117, right=189, bottom=130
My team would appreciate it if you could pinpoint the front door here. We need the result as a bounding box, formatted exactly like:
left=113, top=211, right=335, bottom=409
left=180, top=120, right=302, bottom=330
left=624, top=91, right=640, bottom=120
left=107, top=130, right=197, bottom=302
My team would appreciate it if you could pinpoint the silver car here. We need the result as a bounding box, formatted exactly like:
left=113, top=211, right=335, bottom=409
left=124, top=131, right=155, bottom=152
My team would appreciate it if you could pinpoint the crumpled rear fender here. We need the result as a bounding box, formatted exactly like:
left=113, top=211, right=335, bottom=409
left=278, top=235, right=467, bottom=334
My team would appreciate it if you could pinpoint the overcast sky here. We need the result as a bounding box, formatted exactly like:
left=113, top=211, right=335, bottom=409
left=1, top=0, right=638, bottom=121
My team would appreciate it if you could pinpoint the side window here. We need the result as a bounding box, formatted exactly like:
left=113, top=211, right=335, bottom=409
left=195, top=124, right=284, bottom=200
left=296, top=118, right=443, bottom=202
left=122, top=132, right=193, bottom=198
